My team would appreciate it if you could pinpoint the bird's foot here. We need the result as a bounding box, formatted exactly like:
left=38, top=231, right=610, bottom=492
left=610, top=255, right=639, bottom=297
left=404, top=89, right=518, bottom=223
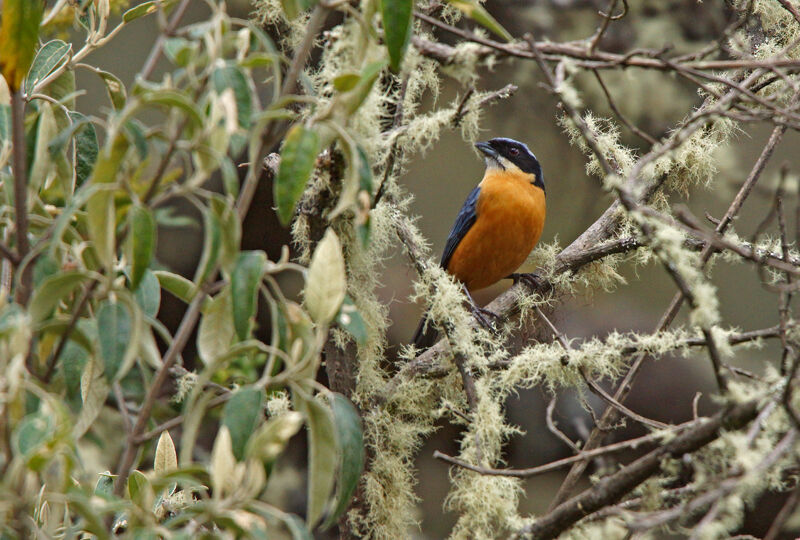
left=469, top=303, right=501, bottom=332
left=461, top=284, right=501, bottom=332
left=508, top=272, right=548, bottom=291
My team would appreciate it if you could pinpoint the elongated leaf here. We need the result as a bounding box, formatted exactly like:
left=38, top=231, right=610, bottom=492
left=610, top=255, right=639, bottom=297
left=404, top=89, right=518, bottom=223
left=86, top=189, right=116, bottom=268
left=72, top=112, right=98, bottom=186
left=0, top=104, right=10, bottom=150
left=123, top=0, right=162, bottom=22
left=231, top=251, right=266, bottom=341
left=197, top=287, right=234, bottom=364
left=193, top=207, right=221, bottom=284
left=93, top=68, right=126, bottom=111
left=222, top=388, right=264, bottom=461
left=274, top=125, right=320, bottom=225
left=212, top=64, right=252, bottom=129
left=305, top=230, right=346, bottom=325
left=299, top=395, right=337, bottom=528
left=209, top=194, right=240, bottom=271
left=97, top=300, right=132, bottom=382
left=140, top=90, right=202, bottom=127
left=129, top=205, right=156, bottom=290
left=74, top=358, right=109, bottom=438
left=86, top=136, right=129, bottom=268
left=322, top=394, right=365, bottom=528
left=25, top=40, right=70, bottom=91
left=445, top=0, right=512, bottom=41
left=48, top=112, right=90, bottom=158
left=284, top=514, right=314, bottom=540
left=154, top=431, right=178, bottom=474
left=336, top=296, right=368, bottom=344
left=128, top=470, right=153, bottom=509
left=337, top=61, right=387, bottom=116
left=246, top=411, right=304, bottom=462
left=13, top=412, right=53, bottom=457
left=0, top=0, right=45, bottom=91
left=154, top=270, right=196, bottom=304
left=380, top=0, right=413, bottom=72
left=134, top=268, right=161, bottom=318
left=29, top=102, right=57, bottom=191
left=29, top=271, right=87, bottom=324
left=210, top=426, right=237, bottom=498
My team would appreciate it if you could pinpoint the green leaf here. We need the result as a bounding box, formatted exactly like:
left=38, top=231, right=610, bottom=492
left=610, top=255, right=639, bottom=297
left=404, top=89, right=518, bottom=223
left=193, top=207, right=221, bottom=284
left=122, top=0, right=160, bottom=22
left=33, top=254, right=59, bottom=288
left=25, top=39, right=70, bottom=91
left=380, top=0, right=413, bottom=72
left=94, top=472, right=115, bottom=498
left=283, top=514, right=314, bottom=540
left=29, top=102, right=57, bottom=191
left=0, top=104, right=10, bottom=148
left=129, top=205, right=156, bottom=290
left=445, top=0, right=512, bottom=41
left=47, top=112, right=90, bottom=158
left=298, top=394, right=337, bottom=528
left=209, top=194, right=241, bottom=271
left=72, top=112, right=98, bottom=186
left=74, top=357, right=109, bottom=438
left=13, top=412, right=53, bottom=458
left=212, top=64, right=253, bottom=129
left=0, top=0, right=45, bottom=91
left=274, top=125, right=320, bottom=225
left=97, top=300, right=133, bottom=382
left=140, top=90, right=202, bottom=128
left=128, top=470, right=153, bottom=509
left=332, top=73, right=361, bottom=93
left=29, top=271, right=87, bottom=324
left=123, top=119, right=148, bottom=160
left=86, top=135, right=130, bottom=268
left=86, top=188, right=116, bottom=269
left=154, top=270, right=196, bottom=304
left=337, top=60, right=387, bottom=116
left=322, top=394, right=364, bottom=528
left=336, top=296, right=368, bottom=344
left=197, top=287, right=234, bottom=364
left=61, top=341, right=88, bottom=402
left=93, top=68, right=127, bottom=111
left=231, top=251, right=266, bottom=340
left=164, top=37, right=197, bottom=67
left=222, top=388, right=264, bottom=461
left=305, top=230, right=346, bottom=325
left=134, top=269, right=161, bottom=318
left=280, top=0, right=317, bottom=20
left=246, top=411, right=304, bottom=462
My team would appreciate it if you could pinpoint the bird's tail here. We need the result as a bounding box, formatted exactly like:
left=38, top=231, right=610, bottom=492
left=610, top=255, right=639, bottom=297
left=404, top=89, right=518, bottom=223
left=411, top=311, right=439, bottom=351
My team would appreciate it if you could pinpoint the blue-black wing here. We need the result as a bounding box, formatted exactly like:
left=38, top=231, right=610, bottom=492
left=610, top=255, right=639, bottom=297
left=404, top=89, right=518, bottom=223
left=440, top=185, right=480, bottom=269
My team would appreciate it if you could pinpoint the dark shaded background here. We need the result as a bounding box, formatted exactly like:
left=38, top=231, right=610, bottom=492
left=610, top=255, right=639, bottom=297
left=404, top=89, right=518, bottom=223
left=76, top=0, right=800, bottom=536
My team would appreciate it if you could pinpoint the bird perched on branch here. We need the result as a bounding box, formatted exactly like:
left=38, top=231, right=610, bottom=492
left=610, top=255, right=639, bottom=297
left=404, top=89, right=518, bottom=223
left=412, top=137, right=546, bottom=349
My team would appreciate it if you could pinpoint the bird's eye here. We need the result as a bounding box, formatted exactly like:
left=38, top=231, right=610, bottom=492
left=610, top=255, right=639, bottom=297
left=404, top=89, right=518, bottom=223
left=509, top=148, right=520, bottom=156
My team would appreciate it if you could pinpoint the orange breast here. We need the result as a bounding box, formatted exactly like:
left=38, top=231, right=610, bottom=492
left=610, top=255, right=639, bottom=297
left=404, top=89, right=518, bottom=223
left=446, top=171, right=545, bottom=291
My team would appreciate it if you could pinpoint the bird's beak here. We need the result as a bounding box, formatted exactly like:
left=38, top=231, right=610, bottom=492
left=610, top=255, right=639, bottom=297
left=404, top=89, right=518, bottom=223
left=475, top=141, right=498, bottom=159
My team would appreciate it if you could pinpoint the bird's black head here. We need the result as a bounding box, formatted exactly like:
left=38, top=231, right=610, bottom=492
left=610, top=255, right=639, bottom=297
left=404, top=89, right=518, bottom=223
left=475, top=137, right=544, bottom=191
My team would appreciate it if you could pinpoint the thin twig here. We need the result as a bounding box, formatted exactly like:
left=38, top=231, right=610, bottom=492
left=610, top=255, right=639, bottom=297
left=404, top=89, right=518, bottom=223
left=433, top=419, right=699, bottom=478
left=140, top=0, right=193, bottom=80
left=42, top=280, right=99, bottom=383
left=546, top=395, right=580, bottom=453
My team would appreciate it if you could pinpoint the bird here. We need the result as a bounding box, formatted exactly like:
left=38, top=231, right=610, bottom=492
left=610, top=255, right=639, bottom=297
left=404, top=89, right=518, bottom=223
left=412, top=137, right=546, bottom=350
